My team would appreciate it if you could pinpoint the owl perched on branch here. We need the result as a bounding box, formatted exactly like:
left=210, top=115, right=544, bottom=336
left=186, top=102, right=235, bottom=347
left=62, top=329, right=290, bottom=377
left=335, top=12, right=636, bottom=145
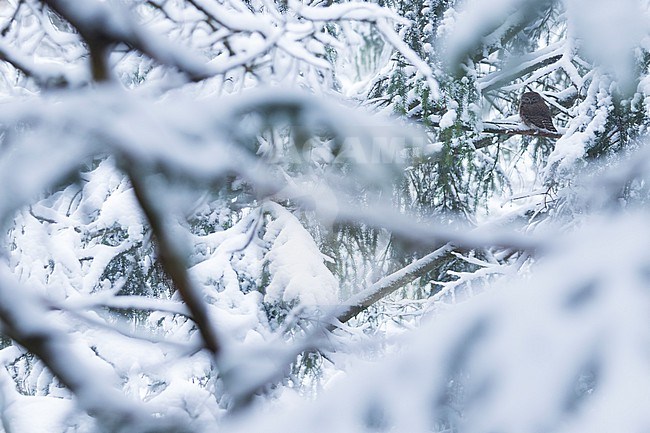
left=519, top=91, right=557, bottom=132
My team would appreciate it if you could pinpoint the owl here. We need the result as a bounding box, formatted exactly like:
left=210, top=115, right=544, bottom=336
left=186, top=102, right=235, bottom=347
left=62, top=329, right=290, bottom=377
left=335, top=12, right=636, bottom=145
left=519, top=91, right=557, bottom=132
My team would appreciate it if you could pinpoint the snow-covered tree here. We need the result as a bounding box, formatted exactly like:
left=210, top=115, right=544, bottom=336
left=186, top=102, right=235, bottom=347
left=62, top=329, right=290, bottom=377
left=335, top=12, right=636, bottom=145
left=1, top=0, right=650, bottom=432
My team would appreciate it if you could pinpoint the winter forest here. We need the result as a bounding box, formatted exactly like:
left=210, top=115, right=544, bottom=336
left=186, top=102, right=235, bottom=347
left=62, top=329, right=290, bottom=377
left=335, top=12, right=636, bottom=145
left=0, top=0, right=649, bottom=431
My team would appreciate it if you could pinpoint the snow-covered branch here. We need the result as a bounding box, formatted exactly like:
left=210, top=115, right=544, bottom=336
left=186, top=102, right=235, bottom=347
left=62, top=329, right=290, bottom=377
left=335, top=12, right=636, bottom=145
left=126, top=168, right=223, bottom=356
left=3, top=0, right=650, bottom=432
left=0, top=264, right=187, bottom=432
left=335, top=243, right=454, bottom=325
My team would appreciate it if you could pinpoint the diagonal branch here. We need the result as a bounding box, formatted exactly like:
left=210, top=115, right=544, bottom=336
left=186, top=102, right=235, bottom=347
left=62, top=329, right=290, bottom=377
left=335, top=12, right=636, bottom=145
left=335, top=243, right=454, bottom=325
left=0, top=39, right=78, bottom=87
left=125, top=167, right=222, bottom=357
left=42, top=0, right=215, bottom=82
left=228, top=243, right=457, bottom=411
left=479, top=53, right=563, bottom=92
left=418, top=116, right=563, bottom=141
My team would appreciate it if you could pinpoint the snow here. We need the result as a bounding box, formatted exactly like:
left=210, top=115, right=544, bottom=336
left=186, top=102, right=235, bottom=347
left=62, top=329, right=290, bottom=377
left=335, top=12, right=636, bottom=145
left=544, top=72, right=612, bottom=177
left=3, top=0, right=650, bottom=432
left=1, top=394, right=79, bottom=433
left=223, top=213, right=650, bottom=433
left=566, top=0, right=650, bottom=90
left=439, top=109, right=457, bottom=129
left=263, top=203, right=339, bottom=306
left=439, top=0, right=529, bottom=66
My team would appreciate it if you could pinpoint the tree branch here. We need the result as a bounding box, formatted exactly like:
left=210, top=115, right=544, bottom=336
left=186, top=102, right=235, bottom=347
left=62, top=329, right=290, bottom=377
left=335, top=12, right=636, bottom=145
left=480, top=121, right=563, bottom=139
left=42, top=0, right=214, bottom=82
left=479, top=53, right=563, bottom=92
left=126, top=168, right=222, bottom=357
left=0, top=265, right=188, bottom=432
left=420, top=116, right=563, bottom=141
left=0, top=40, right=75, bottom=87
left=334, top=243, right=454, bottom=325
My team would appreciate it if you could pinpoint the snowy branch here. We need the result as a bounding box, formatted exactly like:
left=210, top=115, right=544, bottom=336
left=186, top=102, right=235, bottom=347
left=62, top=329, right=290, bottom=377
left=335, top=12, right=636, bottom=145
left=480, top=121, right=563, bottom=140
left=126, top=168, right=223, bottom=357
left=2, top=1, right=650, bottom=431
left=335, top=243, right=454, bottom=325
left=42, top=0, right=214, bottom=82
left=0, top=264, right=187, bottom=432
left=0, top=39, right=83, bottom=87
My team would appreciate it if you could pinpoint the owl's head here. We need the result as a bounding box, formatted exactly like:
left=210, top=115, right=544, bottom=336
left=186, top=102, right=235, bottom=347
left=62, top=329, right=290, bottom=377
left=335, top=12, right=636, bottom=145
left=520, top=91, right=542, bottom=104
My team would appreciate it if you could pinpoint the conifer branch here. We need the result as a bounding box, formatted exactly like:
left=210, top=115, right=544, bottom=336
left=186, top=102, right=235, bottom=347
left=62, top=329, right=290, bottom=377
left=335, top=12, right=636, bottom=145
left=422, top=118, right=563, bottom=141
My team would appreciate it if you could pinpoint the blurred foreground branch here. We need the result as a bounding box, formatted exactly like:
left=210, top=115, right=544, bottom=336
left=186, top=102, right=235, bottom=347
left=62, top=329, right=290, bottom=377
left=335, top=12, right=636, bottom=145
left=126, top=168, right=222, bottom=357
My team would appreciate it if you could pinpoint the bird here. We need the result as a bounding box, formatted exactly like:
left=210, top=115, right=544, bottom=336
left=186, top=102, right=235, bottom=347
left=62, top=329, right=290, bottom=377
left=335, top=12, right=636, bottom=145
left=519, top=91, right=557, bottom=132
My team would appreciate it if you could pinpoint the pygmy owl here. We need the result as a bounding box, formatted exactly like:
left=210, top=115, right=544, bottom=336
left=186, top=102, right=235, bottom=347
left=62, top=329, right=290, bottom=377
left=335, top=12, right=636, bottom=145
left=519, top=91, right=557, bottom=132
